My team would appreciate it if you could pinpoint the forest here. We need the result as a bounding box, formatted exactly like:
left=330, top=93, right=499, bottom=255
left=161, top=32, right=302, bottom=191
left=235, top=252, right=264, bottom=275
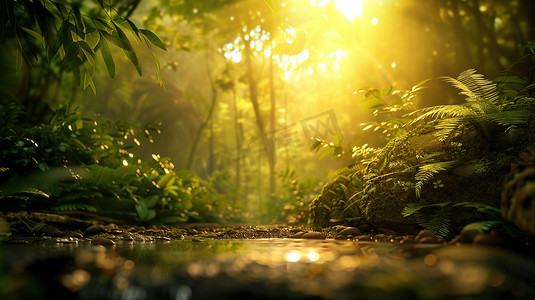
left=1, top=0, right=535, bottom=299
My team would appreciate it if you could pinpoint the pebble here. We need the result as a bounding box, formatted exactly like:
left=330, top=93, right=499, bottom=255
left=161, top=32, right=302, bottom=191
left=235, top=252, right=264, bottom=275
left=451, top=229, right=479, bottom=244
left=291, top=231, right=305, bottom=238
left=473, top=233, right=506, bottom=247
left=399, top=237, right=415, bottom=244
left=356, top=235, right=373, bottom=241
left=154, top=236, right=171, bottom=242
left=339, top=227, right=361, bottom=236
left=104, top=223, right=119, bottom=231
left=335, top=234, right=347, bottom=240
left=84, top=225, right=107, bottom=236
left=110, top=229, right=123, bottom=235
left=415, top=230, right=437, bottom=242
left=301, top=232, right=326, bottom=239
left=66, top=231, right=84, bottom=239
left=418, top=236, right=440, bottom=244
left=56, top=237, right=77, bottom=244
left=92, top=238, right=116, bottom=246
left=187, top=228, right=199, bottom=235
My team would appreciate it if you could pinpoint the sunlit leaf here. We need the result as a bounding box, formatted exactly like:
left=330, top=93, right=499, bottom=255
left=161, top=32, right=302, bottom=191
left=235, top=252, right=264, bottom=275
left=140, top=29, right=167, bottom=51
left=150, top=50, right=164, bottom=87
left=99, top=30, right=134, bottom=51
left=98, top=37, right=115, bottom=78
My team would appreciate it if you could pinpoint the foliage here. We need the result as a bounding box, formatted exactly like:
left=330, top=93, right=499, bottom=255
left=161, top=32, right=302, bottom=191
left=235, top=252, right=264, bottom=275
left=355, top=80, right=428, bottom=142
left=414, top=161, right=457, bottom=198
left=408, top=69, right=530, bottom=141
left=270, top=168, right=322, bottom=224
left=0, top=102, right=221, bottom=224
left=402, top=201, right=516, bottom=238
left=402, top=201, right=452, bottom=238
left=0, top=0, right=166, bottom=93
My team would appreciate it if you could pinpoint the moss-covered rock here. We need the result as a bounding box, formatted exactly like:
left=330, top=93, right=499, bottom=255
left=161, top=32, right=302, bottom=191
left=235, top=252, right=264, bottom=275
left=308, top=176, right=355, bottom=229
left=502, top=147, right=535, bottom=235
left=309, top=124, right=527, bottom=231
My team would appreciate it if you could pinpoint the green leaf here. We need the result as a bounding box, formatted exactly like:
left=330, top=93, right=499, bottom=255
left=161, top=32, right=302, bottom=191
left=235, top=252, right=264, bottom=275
left=20, top=26, right=45, bottom=48
left=98, top=37, right=115, bottom=78
left=123, top=50, right=142, bottom=76
left=99, top=30, right=134, bottom=51
left=140, top=29, right=167, bottom=51
left=339, top=183, right=349, bottom=199
left=150, top=50, right=163, bottom=87
left=47, top=21, right=66, bottom=61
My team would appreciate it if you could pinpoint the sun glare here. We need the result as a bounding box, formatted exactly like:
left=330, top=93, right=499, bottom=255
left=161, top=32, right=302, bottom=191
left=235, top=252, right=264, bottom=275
left=334, top=0, right=364, bottom=21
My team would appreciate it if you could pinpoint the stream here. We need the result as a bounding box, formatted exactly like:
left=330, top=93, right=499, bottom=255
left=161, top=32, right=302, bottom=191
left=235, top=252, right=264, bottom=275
left=2, top=237, right=535, bottom=299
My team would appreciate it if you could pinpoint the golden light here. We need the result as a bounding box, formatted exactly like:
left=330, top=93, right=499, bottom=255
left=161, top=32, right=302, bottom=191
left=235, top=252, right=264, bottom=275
left=122, top=160, right=128, bottom=166
left=371, top=17, right=378, bottom=25
left=334, top=0, right=364, bottom=21
left=286, top=252, right=300, bottom=262
left=308, top=251, right=320, bottom=261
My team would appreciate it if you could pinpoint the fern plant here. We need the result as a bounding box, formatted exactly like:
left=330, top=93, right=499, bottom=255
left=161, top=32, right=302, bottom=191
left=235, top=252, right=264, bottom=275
left=403, top=200, right=516, bottom=238
left=414, top=160, right=457, bottom=198
left=408, top=69, right=530, bottom=141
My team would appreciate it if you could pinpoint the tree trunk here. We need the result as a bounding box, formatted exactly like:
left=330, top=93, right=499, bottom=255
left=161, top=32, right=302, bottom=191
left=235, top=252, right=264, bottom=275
left=243, top=35, right=275, bottom=193
left=186, top=54, right=218, bottom=172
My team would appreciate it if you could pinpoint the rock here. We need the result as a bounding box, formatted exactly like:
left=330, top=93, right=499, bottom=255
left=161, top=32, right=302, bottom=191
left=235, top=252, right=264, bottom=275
left=455, top=229, right=479, bottom=244
left=473, top=233, right=506, bottom=247
left=399, top=237, right=415, bottom=244
left=502, top=156, right=535, bottom=235
left=110, top=229, right=123, bottom=235
left=187, top=228, right=199, bottom=235
left=338, top=227, right=361, bottom=236
left=311, top=125, right=518, bottom=231
left=56, top=237, right=77, bottom=244
left=84, top=224, right=106, bottom=236
left=357, top=224, right=373, bottom=233
left=104, top=223, right=119, bottom=231
left=334, top=234, right=347, bottom=240
left=415, top=230, right=436, bottom=242
left=356, top=235, right=373, bottom=241
left=418, top=236, right=440, bottom=244
left=374, top=234, right=388, bottom=242
left=92, top=238, right=115, bottom=246
left=65, top=231, right=84, bottom=239
left=154, top=236, right=171, bottom=242
left=308, top=177, right=356, bottom=228
left=121, top=232, right=134, bottom=241
left=291, top=231, right=305, bottom=238
left=300, top=232, right=326, bottom=239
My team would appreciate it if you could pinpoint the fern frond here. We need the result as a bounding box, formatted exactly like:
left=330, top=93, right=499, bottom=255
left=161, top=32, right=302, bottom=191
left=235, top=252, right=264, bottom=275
left=453, top=202, right=502, bottom=218
left=414, top=161, right=457, bottom=198
left=483, top=110, right=530, bottom=127
left=408, top=104, right=476, bottom=125
left=402, top=201, right=451, bottom=217
left=52, top=203, right=97, bottom=212
left=442, top=69, right=499, bottom=103
left=402, top=201, right=452, bottom=237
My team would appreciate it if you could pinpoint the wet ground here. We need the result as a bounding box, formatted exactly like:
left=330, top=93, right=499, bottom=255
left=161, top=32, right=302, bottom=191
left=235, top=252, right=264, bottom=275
left=1, top=235, right=535, bottom=299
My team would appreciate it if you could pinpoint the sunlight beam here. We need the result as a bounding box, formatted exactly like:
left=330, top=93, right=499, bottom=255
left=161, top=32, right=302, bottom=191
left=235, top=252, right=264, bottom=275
left=334, top=0, right=363, bottom=21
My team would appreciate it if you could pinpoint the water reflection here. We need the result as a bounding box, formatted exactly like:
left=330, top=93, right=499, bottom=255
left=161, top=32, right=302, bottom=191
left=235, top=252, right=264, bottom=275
left=2, top=239, right=535, bottom=299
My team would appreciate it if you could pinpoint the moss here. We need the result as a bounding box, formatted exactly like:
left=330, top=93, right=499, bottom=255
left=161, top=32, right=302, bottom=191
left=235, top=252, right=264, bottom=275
left=310, top=120, right=530, bottom=232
